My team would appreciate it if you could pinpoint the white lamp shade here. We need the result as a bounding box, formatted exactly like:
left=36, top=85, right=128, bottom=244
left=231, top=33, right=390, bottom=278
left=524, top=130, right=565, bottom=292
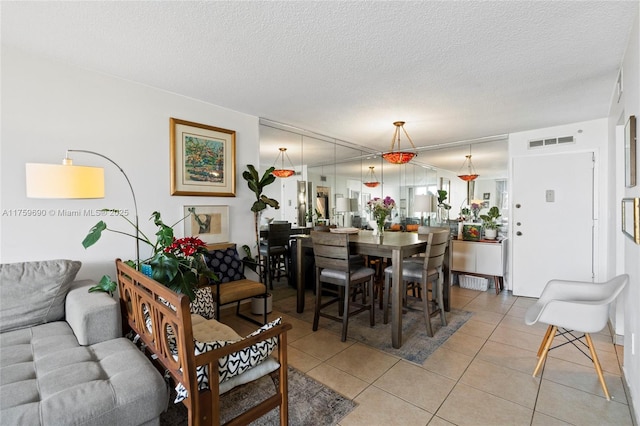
left=26, top=163, right=105, bottom=198
left=414, top=194, right=433, bottom=213
left=336, top=197, right=351, bottom=213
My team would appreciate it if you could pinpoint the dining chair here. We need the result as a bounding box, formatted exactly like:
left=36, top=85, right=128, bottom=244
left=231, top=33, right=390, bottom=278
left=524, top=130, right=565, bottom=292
left=259, top=222, right=292, bottom=289
left=310, top=231, right=375, bottom=341
left=524, top=274, right=628, bottom=400
left=383, top=229, right=449, bottom=336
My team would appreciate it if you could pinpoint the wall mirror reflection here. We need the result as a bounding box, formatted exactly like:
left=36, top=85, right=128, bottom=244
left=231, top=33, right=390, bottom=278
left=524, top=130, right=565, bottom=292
left=259, top=119, right=508, bottom=232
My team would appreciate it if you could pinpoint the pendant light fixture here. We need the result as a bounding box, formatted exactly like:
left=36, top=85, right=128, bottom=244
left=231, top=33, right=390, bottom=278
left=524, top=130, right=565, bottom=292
left=457, top=146, right=479, bottom=181
left=382, top=121, right=418, bottom=164
left=271, top=147, right=296, bottom=178
left=363, top=166, right=380, bottom=188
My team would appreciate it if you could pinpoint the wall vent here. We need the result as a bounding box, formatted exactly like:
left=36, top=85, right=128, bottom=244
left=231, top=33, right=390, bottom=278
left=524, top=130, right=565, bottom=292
left=528, top=135, right=575, bottom=149
left=320, top=175, right=327, bottom=182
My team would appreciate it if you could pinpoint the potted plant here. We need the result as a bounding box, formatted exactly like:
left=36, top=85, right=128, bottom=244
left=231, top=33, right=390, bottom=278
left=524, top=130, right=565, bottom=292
left=304, top=208, right=315, bottom=227
left=436, top=190, right=451, bottom=224
left=82, top=209, right=215, bottom=301
left=242, top=164, right=280, bottom=257
left=480, top=206, right=501, bottom=240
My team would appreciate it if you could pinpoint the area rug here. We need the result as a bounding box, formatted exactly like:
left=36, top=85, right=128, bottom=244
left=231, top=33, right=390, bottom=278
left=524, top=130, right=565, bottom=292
left=160, top=366, right=356, bottom=425
left=274, top=295, right=473, bottom=365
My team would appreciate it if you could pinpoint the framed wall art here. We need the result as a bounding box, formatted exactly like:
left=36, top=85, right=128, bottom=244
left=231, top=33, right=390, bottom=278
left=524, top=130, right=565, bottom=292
left=184, top=205, right=230, bottom=244
left=621, top=198, right=639, bottom=245
left=625, top=115, right=636, bottom=188
left=170, top=118, right=236, bottom=196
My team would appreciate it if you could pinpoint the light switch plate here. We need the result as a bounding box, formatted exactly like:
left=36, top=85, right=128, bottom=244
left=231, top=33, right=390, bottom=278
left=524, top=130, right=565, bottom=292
left=545, top=190, right=555, bottom=202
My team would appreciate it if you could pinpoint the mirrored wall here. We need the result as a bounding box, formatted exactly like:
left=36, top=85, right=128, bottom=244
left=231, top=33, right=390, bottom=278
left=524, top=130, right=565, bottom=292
left=259, top=119, right=508, bottom=228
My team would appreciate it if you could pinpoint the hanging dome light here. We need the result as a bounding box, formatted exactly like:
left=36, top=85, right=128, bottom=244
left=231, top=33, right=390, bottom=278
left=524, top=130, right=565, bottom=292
left=271, top=147, right=295, bottom=178
left=457, top=146, right=479, bottom=181
left=363, top=166, right=380, bottom=188
left=382, top=121, right=418, bottom=164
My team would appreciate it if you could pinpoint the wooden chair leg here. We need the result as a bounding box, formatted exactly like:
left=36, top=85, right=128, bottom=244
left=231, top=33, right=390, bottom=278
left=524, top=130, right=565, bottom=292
left=533, top=325, right=556, bottom=377
left=585, top=333, right=611, bottom=400
left=436, top=273, right=446, bottom=326
left=538, top=325, right=554, bottom=357
left=313, top=271, right=321, bottom=331
left=341, top=284, right=350, bottom=342
left=421, top=279, right=434, bottom=337
left=369, top=277, right=375, bottom=327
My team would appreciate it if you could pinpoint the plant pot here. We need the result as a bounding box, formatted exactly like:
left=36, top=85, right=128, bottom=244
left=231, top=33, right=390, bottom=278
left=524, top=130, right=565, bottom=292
left=484, top=228, right=498, bottom=240
left=251, top=293, right=272, bottom=315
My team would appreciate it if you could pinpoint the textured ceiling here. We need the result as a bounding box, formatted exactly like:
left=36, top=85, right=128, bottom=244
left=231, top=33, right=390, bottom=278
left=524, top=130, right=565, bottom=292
left=2, top=1, right=637, bottom=177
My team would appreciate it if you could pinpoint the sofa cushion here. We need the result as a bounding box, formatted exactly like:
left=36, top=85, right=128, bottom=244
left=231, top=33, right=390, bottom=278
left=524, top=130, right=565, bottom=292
left=0, top=260, right=81, bottom=333
left=0, top=321, right=168, bottom=425
left=174, top=317, right=281, bottom=403
left=205, top=248, right=246, bottom=282
left=190, top=286, right=215, bottom=319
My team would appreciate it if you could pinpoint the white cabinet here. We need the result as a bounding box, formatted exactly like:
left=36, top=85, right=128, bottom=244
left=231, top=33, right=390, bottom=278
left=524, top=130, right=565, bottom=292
left=451, top=239, right=508, bottom=292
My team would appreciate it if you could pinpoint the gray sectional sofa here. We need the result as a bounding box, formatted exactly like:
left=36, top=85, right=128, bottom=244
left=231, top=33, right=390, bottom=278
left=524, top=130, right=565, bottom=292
left=0, top=259, right=169, bottom=425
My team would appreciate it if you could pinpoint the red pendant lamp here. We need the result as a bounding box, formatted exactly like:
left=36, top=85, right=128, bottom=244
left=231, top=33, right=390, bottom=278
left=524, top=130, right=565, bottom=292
left=363, top=166, right=380, bottom=188
left=382, top=121, right=418, bottom=164
left=271, top=147, right=296, bottom=178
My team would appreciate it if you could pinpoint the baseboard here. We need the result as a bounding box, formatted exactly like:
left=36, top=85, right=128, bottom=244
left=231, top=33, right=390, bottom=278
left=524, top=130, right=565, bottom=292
left=621, top=369, right=638, bottom=426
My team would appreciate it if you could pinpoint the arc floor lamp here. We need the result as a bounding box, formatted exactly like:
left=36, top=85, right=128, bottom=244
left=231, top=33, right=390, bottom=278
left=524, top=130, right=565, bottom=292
left=25, top=149, right=140, bottom=267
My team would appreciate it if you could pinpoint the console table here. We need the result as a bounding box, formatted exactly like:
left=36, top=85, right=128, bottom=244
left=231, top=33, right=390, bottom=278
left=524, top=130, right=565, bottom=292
left=450, top=238, right=508, bottom=294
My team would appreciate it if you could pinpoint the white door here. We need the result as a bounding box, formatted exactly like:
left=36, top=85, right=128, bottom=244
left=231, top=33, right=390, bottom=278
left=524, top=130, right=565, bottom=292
left=511, top=151, right=594, bottom=297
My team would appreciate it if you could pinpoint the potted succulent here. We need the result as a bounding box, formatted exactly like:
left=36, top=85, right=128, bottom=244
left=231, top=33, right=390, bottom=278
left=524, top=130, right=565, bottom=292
left=480, top=206, right=501, bottom=240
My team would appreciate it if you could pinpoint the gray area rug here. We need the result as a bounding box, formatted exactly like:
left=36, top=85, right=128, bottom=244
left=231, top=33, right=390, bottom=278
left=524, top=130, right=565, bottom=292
left=275, top=295, right=473, bottom=365
left=160, top=366, right=356, bottom=425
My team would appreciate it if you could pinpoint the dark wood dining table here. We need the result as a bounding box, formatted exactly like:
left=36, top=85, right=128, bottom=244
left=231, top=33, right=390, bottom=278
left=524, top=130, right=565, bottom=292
left=294, top=230, right=428, bottom=349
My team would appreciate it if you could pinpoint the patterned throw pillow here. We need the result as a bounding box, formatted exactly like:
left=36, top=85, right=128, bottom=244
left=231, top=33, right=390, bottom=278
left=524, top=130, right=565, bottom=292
left=189, top=287, right=215, bottom=319
left=174, top=317, right=282, bottom=403
left=205, top=248, right=246, bottom=283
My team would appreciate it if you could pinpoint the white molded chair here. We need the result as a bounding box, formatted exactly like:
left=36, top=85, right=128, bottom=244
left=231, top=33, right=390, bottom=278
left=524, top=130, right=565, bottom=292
left=524, top=274, right=628, bottom=400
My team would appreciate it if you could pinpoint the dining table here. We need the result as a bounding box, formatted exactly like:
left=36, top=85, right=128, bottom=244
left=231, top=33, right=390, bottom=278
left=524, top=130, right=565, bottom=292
left=294, top=230, right=428, bottom=349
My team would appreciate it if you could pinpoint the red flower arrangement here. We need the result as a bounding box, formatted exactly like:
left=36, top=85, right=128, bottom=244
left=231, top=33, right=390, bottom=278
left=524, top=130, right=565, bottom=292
left=164, top=236, right=207, bottom=257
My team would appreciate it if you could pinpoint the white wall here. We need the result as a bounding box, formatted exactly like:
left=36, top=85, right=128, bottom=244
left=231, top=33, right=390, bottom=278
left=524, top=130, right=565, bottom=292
left=1, top=47, right=261, bottom=280
left=608, top=10, right=640, bottom=423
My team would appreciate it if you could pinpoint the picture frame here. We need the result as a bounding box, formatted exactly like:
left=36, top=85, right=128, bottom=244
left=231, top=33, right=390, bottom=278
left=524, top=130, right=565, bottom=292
left=183, top=205, right=230, bottom=244
left=625, top=115, right=636, bottom=188
left=483, top=192, right=491, bottom=200
left=170, top=118, right=236, bottom=196
left=462, top=224, right=482, bottom=241
left=621, top=198, right=639, bottom=245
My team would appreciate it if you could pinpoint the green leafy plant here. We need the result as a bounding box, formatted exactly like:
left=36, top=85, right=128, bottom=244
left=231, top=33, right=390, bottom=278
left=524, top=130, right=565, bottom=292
left=83, top=209, right=215, bottom=301
left=480, top=206, right=501, bottom=230
left=242, top=165, right=280, bottom=253
left=88, top=275, right=117, bottom=296
left=437, top=190, right=451, bottom=210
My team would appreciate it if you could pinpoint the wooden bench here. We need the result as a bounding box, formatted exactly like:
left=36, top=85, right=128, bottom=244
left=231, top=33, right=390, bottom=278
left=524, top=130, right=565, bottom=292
left=116, top=259, right=291, bottom=426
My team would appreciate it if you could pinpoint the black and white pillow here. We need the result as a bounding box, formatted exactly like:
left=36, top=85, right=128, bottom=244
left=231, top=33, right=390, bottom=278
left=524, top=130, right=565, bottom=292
left=174, top=317, right=282, bottom=403
left=189, top=287, right=215, bottom=319
left=205, top=248, right=246, bottom=283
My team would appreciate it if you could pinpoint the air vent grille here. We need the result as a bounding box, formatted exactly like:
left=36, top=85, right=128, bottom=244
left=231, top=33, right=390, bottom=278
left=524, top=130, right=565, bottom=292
left=528, top=135, right=575, bottom=149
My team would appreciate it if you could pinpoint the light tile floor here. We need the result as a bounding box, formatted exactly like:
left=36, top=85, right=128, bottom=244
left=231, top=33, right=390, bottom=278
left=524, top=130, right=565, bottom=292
left=220, top=284, right=634, bottom=426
